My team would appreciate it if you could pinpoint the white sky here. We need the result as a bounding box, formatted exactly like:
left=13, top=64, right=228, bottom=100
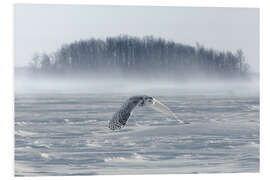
left=14, top=4, right=259, bottom=72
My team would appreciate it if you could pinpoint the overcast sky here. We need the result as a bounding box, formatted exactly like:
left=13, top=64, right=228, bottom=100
left=14, top=4, right=259, bottom=72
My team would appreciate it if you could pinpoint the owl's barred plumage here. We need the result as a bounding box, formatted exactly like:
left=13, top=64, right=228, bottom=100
left=108, top=96, right=146, bottom=130
left=108, top=95, right=189, bottom=130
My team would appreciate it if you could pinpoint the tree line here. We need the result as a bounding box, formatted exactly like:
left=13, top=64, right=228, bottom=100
left=29, top=35, right=250, bottom=80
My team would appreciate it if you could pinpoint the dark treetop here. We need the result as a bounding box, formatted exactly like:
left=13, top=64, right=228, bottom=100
left=28, top=35, right=249, bottom=80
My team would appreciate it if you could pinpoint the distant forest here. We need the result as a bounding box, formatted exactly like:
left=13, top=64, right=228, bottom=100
left=28, top=35, right=250, bottom=80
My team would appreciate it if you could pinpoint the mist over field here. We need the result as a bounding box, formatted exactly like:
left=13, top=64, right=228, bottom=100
left=14, top=71, right=259, bottom=97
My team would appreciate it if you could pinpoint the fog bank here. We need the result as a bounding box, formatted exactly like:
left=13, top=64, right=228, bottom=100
left=15, top=73, right=259, bottom=97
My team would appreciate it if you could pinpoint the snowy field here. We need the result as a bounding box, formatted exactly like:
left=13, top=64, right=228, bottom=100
left=14, top=89, right=259, bottom=176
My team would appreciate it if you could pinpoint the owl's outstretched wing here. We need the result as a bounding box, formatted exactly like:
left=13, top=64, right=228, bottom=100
left=108, top=96, right=142, bottom=130
left=108, top=96, right=189, bottom=131
left=151, top=98, right=190, bottom=124
left=108, top=108, right=132, bottom=130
